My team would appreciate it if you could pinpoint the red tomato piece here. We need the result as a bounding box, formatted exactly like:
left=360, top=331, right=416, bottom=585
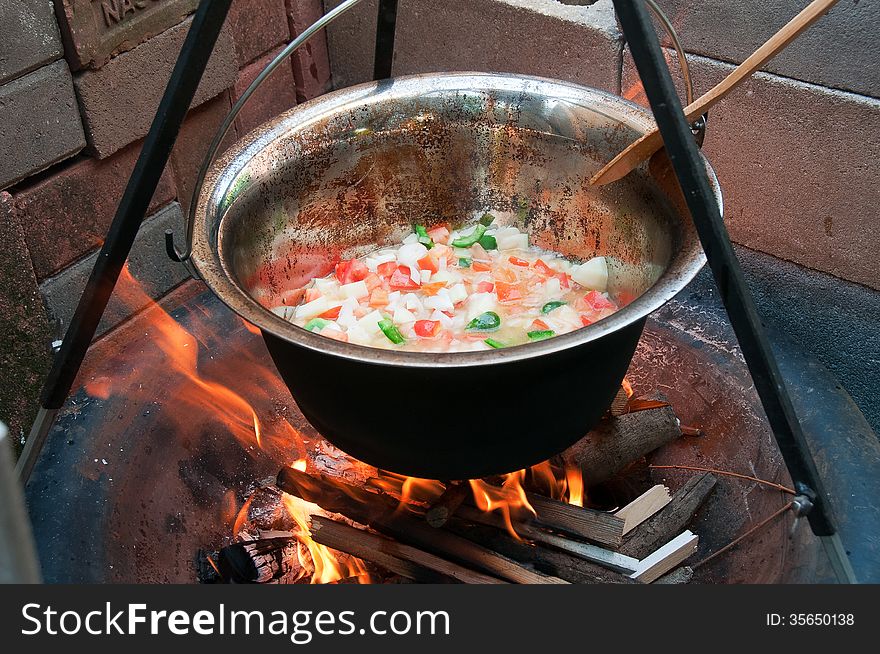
left=533, top=259, right=555, bottom=276
left=389, top=265, right=420, bottom=290
left=414, top=320, right=441, bottom=338
left=509, top=256, right=530, bottom=267
left=530, top=318, right=550, bottom=331
left=377, top=261, right=398, bottom=278
left=555, top=272, right=571, bottom=289
left=335, top=259, right=369, bottom=284
left=584, top=290, right=616, bottom=310
left=580, top=315, right=593, bottom=327
left=495, top=282, right=523, bottom=303
left=476, top=281, right=495, bottom=293
left=418, top=254, right=439, bottom=273
left=318, top=305, right=342, bottom=319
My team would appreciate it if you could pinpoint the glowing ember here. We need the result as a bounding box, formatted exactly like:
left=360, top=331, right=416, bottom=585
left=622, top=377, right=635, bottom=398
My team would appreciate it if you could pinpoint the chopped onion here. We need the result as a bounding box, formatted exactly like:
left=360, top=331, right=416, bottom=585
left=340, top=280, right=369, bottom=299
left=294, top=296, right=330, bottom=320
left=357, top=310, right=385, bottom=335
left=393, top=306, right=417, bottom=324
left=466, top=292, right=497, bottom=320
left=571, top=256, right=608, bottom=291
left=447, top=283, right=468, bottom=304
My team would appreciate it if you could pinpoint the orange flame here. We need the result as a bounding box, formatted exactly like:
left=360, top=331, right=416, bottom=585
left=622, top=378, right=635, bottom=398
left=565, top=464, right=584, bottom=507
left=469, top=470, right=535, bottom=539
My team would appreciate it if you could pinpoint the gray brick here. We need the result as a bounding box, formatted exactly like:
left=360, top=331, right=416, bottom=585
left=0, top=0, right=63, bottom=84
left=40, top=202, right=190, bottom=338
left=0, top=60, right=86, bottom=191
left=623, top=48, right=880, bottom=290
left=0, top=192, right=53, bottom=449
left=649, top=0, right=879, bottom=99
left=74, top=16, right=238, bottom=158
left=325, top=0, right=622, bottom=93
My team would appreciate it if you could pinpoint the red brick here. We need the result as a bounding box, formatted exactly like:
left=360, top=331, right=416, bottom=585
left=286, top=0, right=333, bottom=101
left=170, top=92, right=239, bottom=213
left=9, top=139, right=176, bottom=280
left=53, top=0, right=198, bottom=70
left=73, top=16, right=238, bottom=158
left=233, top=46, right=298, bottom=136
left=0, top=192, right=53, bottom=449
left=227, top=0, right=290, bottom=67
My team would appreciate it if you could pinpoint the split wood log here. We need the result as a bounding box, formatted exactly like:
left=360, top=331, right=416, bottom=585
left=629, top=531, right=699, bottom=583
left=619, top=473, right=717, bottom=559
left=526, top=492, right=625, bottom=547
left=276, top=467, right=566, bottom=584
left=426, top=483, right=470, bottom=528
left=446, top=521, right=639, bottom=584
left=561, top=399, right=682, bottom=486
left=310, top=516, right=505, bottom=584
left=614, top=485, right=672, bottom=535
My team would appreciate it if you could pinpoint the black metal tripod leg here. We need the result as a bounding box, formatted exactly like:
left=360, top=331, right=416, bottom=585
left=17, top=0, right=234, bottom=482
left=611, top=1, right=837, bottom=538
left=374, top=0, right=399, bottom=80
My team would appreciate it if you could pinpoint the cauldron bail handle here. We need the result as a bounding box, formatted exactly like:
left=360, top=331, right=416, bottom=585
left=165, top=0, right=372, bottom=265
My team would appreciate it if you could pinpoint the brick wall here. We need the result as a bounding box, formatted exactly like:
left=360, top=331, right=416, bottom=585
left=0, top=0, right=332, bottom=445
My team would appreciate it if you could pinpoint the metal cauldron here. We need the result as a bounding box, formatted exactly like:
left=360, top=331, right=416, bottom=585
left=185, top=71, right=720, bottom=479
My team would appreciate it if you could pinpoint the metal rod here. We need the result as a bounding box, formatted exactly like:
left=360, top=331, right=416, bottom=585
left=611, top=0, right=839, bottom=541
left=22, top=0, right=234, bottom=480
left=373, top=0, right=399, bottom=80
left=0, top=423, right=41, bottom=582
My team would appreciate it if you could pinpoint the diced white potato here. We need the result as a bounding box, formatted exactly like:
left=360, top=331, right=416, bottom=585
left=313, top=277, right=340, bottom=297
left=364, top=251, right=397, bottom=271
left=271, top=305, right=294, bottom=321
left=447, top=283, right=468, bottom=304
left=424, top=293, right=454, bottom=312
left=294, top=296, right=330, bottom=320
left=403, top=293, right=424, bottom=313
left=393, top=306, right=417, bottom=324
left=494, top=226, right=528, bottom=250
left=346, top=324, right=371, bottom=345
left=357, top=310, right=385, bottom=335
left=466, top=292, right=497, bottom=320
left=431, top=309, right=454, bottom=327
left=339, top=280, right=368, bottom=299
left=571, top=256, right=608, bottom=291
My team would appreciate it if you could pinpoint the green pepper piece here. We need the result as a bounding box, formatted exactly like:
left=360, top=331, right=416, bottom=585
left=484, top=338, right=506, bottom=349
left=478, top=234, right=498, bottom=250
left=414, top=224, right=433, bottom=249
left=479, top=213, right=496, bottom=227
left=541, top=300, right=567, bottom=314
left=378, top=319, right=406, bottom=344
left=304, top=318, right=329, bottom=332
left=458, top=257, right=472, bottom=268
left=451, top=224, right=487, bottom=248
left=527, top=329, right=556, bottom=341
left=466, top=311, right=501, bottom=331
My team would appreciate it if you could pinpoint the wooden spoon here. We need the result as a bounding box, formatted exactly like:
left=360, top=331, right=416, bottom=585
left=590, top=0, right=840, bottom=186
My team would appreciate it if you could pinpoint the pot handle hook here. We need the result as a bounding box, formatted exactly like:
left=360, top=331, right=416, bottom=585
left=165, top=0, right=371, bottom=264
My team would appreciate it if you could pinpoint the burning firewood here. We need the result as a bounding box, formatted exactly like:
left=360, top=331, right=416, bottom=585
left=310, top=516, right=505, bottom=584
left=425, top=482, right=470, bottom=528
left=619, top=473, right=717, bottom=559
left=562, top=397, right=682, bottom=487
left=524, top=493, right=625, bottom=547
left=214, top=536, right=303, bottom=584
left=276, top=467, right=567, bottom=584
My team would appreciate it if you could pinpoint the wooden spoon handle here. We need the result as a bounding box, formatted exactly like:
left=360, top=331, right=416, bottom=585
left=590, top=0, right=840, bottom=186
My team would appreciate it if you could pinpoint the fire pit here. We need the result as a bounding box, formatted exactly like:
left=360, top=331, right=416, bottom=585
left=24, top=269, right=878, bottom=584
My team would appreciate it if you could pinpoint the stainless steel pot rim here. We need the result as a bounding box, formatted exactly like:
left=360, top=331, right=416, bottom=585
left=191, top=71, right=720, bottom=369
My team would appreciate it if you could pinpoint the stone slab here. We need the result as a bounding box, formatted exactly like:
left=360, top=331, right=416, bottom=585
left=39, top=201, right=190, bottom=338
left=682, top=245, right=880, bottom=434
left=233, top=47, right=298, bottom=136
left=227, top=0, right=289, bottom=67
left=0, top=60, right=86, bottom=191
left=325, top=0, right=622, bottom=93
left=0, top=0, right=64, bottom=84
left=53, top=0, right=199, bottom=70
left=73, top=15, right=238, bottom=158
left=9, top=140, right=177, bottom=280
left=0, top=192, right=53, bottom=449
left=650, top=0, right=879, bottom=100
left=623, top=48, right=880, bottom=290
left=287, top=0, right=333, bottom=101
